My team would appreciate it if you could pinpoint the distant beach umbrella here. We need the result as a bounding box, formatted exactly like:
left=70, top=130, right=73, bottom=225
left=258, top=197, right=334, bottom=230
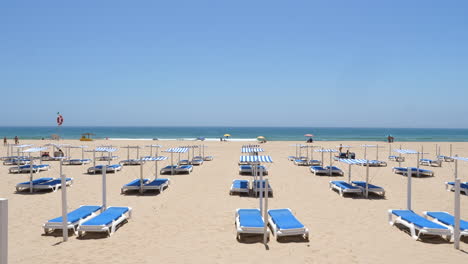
left=196, top=137, right=206, bottom=141
left=224, top=134, right=231, bottom=137
left=304, top=134, right=314, bottom=137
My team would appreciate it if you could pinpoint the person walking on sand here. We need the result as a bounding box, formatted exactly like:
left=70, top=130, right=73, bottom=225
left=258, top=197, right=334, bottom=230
left=14, top=136, right=19, bottom=145
left=3, top=137, right=6, bottom=146
left=339, top=144, right=343, bottom=153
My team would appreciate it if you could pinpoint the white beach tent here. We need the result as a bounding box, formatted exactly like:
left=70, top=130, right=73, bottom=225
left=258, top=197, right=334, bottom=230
left=163, top=147, right=189, bottom=175
left=22, top=147, right=48, bottom=193
left=239, top=155, right=273, bottom=244
left=136, top=156, right=168, bottom=193
left=145, top=145, right=162, bottom=157
left=361, top=144, right=383, bottom=160
left=338, top=158, right=374, bottom=198
left=315, top=148, right=338, bottom=175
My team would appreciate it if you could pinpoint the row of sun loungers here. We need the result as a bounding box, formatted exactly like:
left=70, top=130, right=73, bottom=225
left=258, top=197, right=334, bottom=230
left=43, top=205, right=132, bottom=237
left=235, top=208, right=309, bottom=241
left=121, top=178, right=170, bottom=194
left=389, top=210, right=468, bottom=241
left=16, top=177, right=73, bottom=192
left=392, top=167, right=434, bottom=177
left=230, top=179, right=273, bottom=196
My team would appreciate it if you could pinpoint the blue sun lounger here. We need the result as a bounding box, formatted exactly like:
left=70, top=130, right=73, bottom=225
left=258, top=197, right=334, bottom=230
left=423, top=211, right=468, bottom=241
left=325, top=166, right=344, bottom=176
left=175, top=165, right=193, bottom=174
left=357, top=160, right=387, bottom=167
left=388, top=209, right=451, bottom=240
left=16, top=177, right=53, bottom=192
left=351, top=181, right=385, bottom=196
left=3, top=158, right=30, bottom=165
left=419, top=158, right=442, bottom=167
left=293, top=159, right=308, bottom=166
left=191, top=157, right=204, bottom=165
left=160, top=165, right=177, bottom=174
left=392, top=167, right=434, bottom=177
left=268, top=209, right=309, bottom=240
left=445, top=181, right=468, bottom=195
left=235, top=209, right=268, bottom=240
left=230, top=180, right=250, bottom=195
left=43, top=205, right=102, bottom=235
left=141, top=178, right=170, bottom=192
left=329, top=181, right=362, bottom=197
left=308, top=159, right=322, bottom=166
left=389, top=155, right=405, bottom=162
left=16, top=177, right=72, bottom=192
left=121, top=179, right=150, bottom=193
left=310, top=166, right=328, bottom=175
left=33, top=178, right=73, bottom=192
left=77, top=206, right=132, bottom=237
left=87, top=164, right=122, bottom=174
left=9, top=164, right=50, bottom=173
left=178, top=159, right=191, bottom=165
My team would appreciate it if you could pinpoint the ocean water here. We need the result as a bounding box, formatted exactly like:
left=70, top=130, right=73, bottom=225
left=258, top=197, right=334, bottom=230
left=0, top=126, right=467, bottom=142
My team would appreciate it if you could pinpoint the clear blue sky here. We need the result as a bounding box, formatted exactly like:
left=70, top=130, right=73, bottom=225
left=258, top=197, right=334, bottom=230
left=1, top=0, right=468, bottom=128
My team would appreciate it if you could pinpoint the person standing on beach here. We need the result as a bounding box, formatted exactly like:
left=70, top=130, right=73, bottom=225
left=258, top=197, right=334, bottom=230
left=339, top=144, right=343, bottom=153
left=3, top=137, right=6, bottom=146
left=14, top=136, right=19, bottom=145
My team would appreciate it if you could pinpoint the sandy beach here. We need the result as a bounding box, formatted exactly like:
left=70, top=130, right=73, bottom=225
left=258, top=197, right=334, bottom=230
left=1, top=139, right=467, bottom=264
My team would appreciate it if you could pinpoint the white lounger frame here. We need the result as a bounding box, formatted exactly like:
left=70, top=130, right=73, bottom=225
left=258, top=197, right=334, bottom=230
left=77, top=207, right=132, bottom=237
left=388, top=210, right=452, bottom=241
left=268, top=208, right=309, bottom=240
left=422, top=211, right=468, bottom=242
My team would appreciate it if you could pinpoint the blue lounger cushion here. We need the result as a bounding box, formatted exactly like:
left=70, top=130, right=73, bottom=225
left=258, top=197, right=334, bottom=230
left=331, top=181, right=360, bottom=190
left=352, top=181, right=383, bottom=189
left=163, top=165, right=177, bottom=169
left=232, top=180, right=249, bottom=189
left=178, top=165, right=192, bottom=169
left=145, top=178, right=169, bottom=186
left=311, top=166, right=325, bottom=170
left=18, top=177, right=53, bottom=185
left=47, top=205, right=101, bottom=224
left=240, top=165, right=251, bottom=169
left=81, top=207, right=130, bottom=226
left=35, top=178, right=72, bottom=186
left=326, top=166, right=341, bottom=170
left=268, top=209, right=304, bottom=230
left=124, top=179, right=149, bottom=187
left=238, top=209, right=264, bottom=228
left=425, top=212, right=468, bottom=230
left=392, top=210, right=447, bottom=229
